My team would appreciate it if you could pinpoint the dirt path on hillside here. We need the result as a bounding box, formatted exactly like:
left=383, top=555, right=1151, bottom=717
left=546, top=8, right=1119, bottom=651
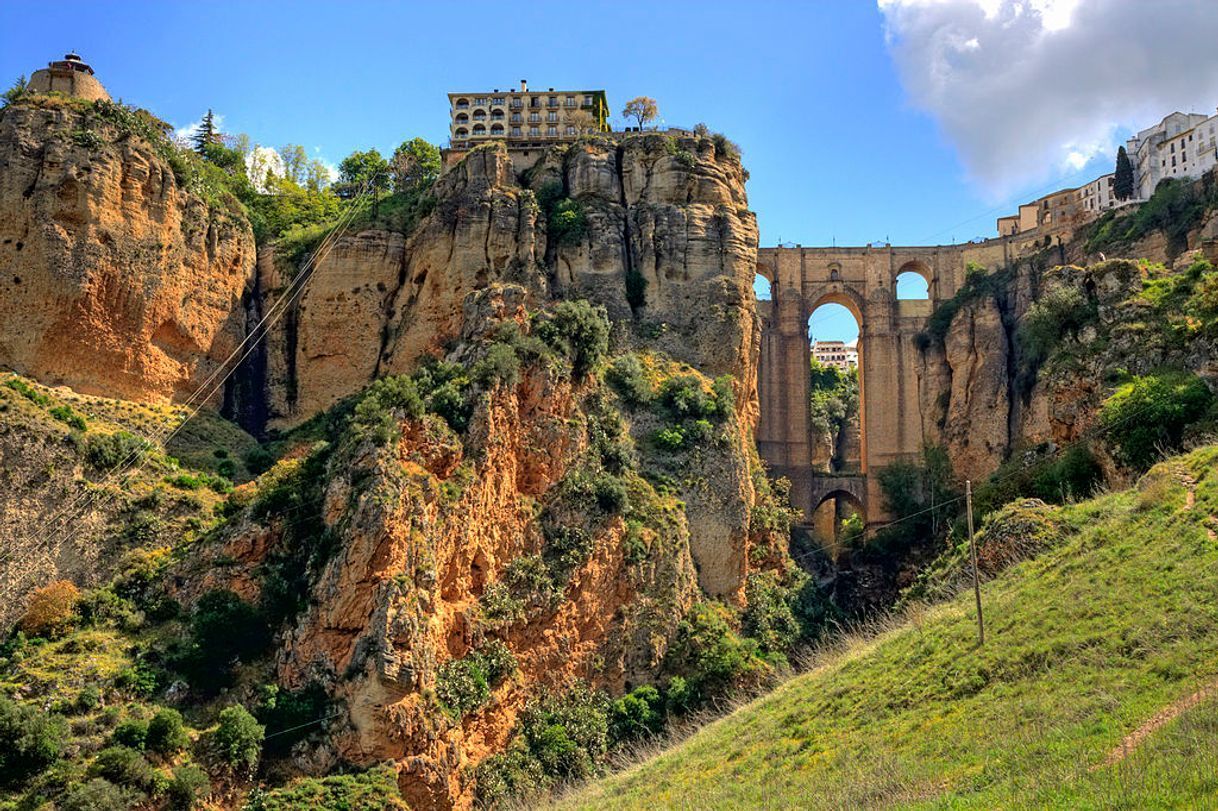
left=1098, top=677, right=1218, bottom=768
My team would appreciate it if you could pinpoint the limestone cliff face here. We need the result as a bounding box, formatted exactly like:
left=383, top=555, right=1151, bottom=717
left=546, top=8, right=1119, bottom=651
left=918, top=243, right=1218, bottom=481
left=265, top=138, right=758, bottom=429
left=0, top=101, right=255, bottom=404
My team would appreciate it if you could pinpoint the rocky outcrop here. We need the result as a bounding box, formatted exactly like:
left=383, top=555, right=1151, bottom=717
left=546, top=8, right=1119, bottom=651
left=265, top=138, right=759, bottom=430
left=0, top=100, right=255, bottom=404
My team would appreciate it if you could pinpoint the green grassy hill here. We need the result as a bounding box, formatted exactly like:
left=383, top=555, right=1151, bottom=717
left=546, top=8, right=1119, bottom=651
left=558, top=446, right=1218, bottom=809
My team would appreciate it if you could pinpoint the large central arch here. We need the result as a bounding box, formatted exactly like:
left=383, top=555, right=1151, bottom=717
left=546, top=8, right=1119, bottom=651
left=756, top=244, right=977, bottom=531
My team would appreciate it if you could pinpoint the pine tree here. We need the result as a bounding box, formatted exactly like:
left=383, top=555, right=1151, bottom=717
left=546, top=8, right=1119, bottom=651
left=190, top=109, right=220, bottom=155
left=1114, top=145, right=1134, bottom=201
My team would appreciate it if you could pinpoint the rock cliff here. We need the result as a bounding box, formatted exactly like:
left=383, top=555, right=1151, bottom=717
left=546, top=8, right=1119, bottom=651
left=0, top=99, right=255, bottom=404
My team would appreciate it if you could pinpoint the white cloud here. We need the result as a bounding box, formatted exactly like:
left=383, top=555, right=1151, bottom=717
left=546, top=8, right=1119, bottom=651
left=878, top=0, right=1218, bottom=198
left=173, top=114, right=225, bottom=145
left=245, top=145, right=285, bottom=193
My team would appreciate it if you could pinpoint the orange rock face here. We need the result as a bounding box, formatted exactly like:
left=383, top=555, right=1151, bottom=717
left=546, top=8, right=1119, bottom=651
left=0, top=102, right=254, bottom=405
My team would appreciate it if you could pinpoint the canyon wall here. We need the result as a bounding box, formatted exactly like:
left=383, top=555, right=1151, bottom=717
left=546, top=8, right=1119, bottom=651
left=0, top=101, right=255, bottom=404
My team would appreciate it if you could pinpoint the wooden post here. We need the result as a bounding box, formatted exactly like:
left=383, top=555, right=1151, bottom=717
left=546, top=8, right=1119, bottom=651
left=966, top=480, right=984, bottom=646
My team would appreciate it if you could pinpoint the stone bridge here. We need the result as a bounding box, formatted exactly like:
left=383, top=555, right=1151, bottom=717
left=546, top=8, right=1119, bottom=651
left=755, top=238, right=1033, bottom=534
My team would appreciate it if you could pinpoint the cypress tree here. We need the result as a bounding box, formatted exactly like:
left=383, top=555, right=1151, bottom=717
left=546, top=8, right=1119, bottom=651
left=1114, top=145, right=1134, bottom=201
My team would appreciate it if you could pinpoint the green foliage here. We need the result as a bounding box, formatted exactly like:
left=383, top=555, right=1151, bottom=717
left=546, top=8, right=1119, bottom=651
left=650, top=373, right=733, bottom=452
left=5, top=377, right=50, bottom=406
left=918, top=264, right=1014, bottom=348
left=475, top=683, right=610, bottom=806
left=808, top=359, right=858, bottom=445
left=608, top=685, right=665, bottom=742
left=351, top=375, right=424, bottom=444
left=167, top=764, right=211, bottom=809
left=391, top=137, right=441, bottom=192
left=1, top=74, right=27, bottom=107
left=533, top=300, right=611, bottom=377
left=972, top=444, right=1103, bottom=518
left=741, top=572, right=802, bottom=654
left=661, top=602, right=772, bottom=707
left=243, top=446, right=275, bottom=475
left=173, top=589, right=269, bottom=693
left=0, top=695, right=67, bottom=787
left=436, top=641, right=518, bottom=719
left=549, top=199, right=588, bottom=245
left=336, top=148, right=390, bottom=196
left=88, top=745, right=154, bottom=790
left=1100, top=370, right=1215, bottom=470
left=472, top=342, right=521, bottom=389
left=256, top=764, right=407, bottom=809
left=212, top=705, right=264, bottom=772
left=1019, top=284, right=1097, bottom=367
left=60, top=778, right=139, bottom=811
left=625, top=268, right=648, bottom=309
left=146, top=708, right=190, bottom=755
left=256, top=683, right=328, bottom=756
left=84, top=430, right=150, bottom=471
left=1086, top=173, right=1218, bottom=257
left=110, top=718, right=148, bottom=750
left=1114, top=145, right=1134, bottom=201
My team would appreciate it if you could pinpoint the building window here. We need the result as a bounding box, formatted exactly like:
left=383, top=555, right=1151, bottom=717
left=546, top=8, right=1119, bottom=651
left=530, top=97, right=540, bottom=108
left=529, top=126, right=539, bottom=136
left=473, top=109, right=486, bottom=121
left=455, top=98, right=469, bottom=109
left=510, top=99, right=522, bottom=109
left=565, top=96, right=575, bottom=107
left=583, top=95, right=593, bottom=106
left=455, top=128, right=468, bottom=138
left=492, top=97, right=505, bottom=106
left=547, top=126, right=557, bottom=137
left=491, top=109, right=504, bottom=121
left=529, top=112, right=540, bottom=123
left=548, top=96, right=557, bottom=107
left=491, top=124, right=504, bottom=135
left=511, top=127, right=521, bottom=137
left=474, top=97, right=487, bottom=106
left=473, top=124, right=486, bottom=136
left=511, top=112, right=521, bottom=123
left=547, top=111, right=558, bottom=122
left=566, top=125, right=576, bottom=136
left=455, top=113, right=468, bottom=124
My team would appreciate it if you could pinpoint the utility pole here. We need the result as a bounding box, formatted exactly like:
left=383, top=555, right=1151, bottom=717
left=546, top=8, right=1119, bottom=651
left=965, top=480, right=984, bottom=646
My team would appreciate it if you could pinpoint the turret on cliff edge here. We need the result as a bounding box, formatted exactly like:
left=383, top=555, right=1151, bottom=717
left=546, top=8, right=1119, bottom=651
left=27, top=52, right=110, bottom=102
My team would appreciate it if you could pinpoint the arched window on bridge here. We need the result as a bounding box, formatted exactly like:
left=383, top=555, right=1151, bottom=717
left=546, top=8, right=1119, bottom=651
left=807, top=301, right=862, bottom=476
left=754, top=274, right=772, bottom=300
left=810, top=489, right=865, bottom=556
left=895, top=262, right=931, bottom=300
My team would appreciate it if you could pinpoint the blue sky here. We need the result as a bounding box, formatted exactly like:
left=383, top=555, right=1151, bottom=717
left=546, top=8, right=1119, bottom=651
left=3, top=0, right=1214, bottom=342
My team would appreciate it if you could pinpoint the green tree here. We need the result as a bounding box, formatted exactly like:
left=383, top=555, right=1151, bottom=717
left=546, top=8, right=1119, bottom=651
left=336, top=148, right=389, bottom=198
left=190, top=109, right=221, bottom=155
left=279, top=144, right=309, bottom=185
left=0, top=695, right=67, bottom=787
left=1114, top=145, right=1135, bottom=201
left=212, top=705, right=265, bottom=773
left=391, top=137, right=441, bottom=193
left=304, top=158, right=332, bottom=192
left=1, top=75, right=27, bottom=107
left=146, top=708, right=191, bottom=755
left=622, top=96, right=659, bottom=130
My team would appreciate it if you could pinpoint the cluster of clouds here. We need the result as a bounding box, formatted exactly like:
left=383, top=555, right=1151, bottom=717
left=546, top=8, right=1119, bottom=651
left=878, top=0, right=1218, bottom=199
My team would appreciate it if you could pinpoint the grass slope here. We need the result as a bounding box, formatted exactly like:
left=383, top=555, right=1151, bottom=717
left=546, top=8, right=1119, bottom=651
left=560, top=446, right=1218, bottom=809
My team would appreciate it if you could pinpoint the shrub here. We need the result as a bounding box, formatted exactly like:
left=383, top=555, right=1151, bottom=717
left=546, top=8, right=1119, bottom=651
left=425, top=380, right=472, bottom=433
left=243, top=446, right=275, bottom=475
left=167, top=764, right=211, bottom=809
left=437, top=642, right=518, bottom=718
left=534, top=301, right=610, bottom=377
left=88, top=745, right=154, bottom=789
left=662, top=602, right=770, bottom=706
left=606, top=355, right=654, bottom=405
left=49, top=404, right=88, bottom=431
left=146, top=708, right=190, bottom=755
left=352, top=375, right=424, bottom=443
left=85, top=430, right=150, bottom=471
left=591, top=473, right=628, bottom=513
left=652, top=425, right=687, bottom=451
left=256, top=765, right=408, bottom=809
left=549, top=199, right=587, bottom=245
left=1100, top=371, right=1214, bottom=470
left=256, top=683, right=328, bottom=756
left=60, top=778, right=139, bottom=811
left=75, top=686, right=102, bottom=714
left=18, top=579, right=79, bottom=638
left=659, top=375, right=721, bottom=421
left=1019, top=284, right=1097, bottom=366
left=0, top=695, right=67, bottom=787
left=625, top=268, right=647, bottom=309
left=213, top=705, right=264, bottom=772
left=608, top=685, right=664, bottom=743
left=4, top=377, right=50, bottom=405
left=741, top=572, right=802, bottom=654
left=472, top=342, right=521, bottom=388
left=176, top=590, right=269, bottom=692
left=111, top=719, right=149, bottom=750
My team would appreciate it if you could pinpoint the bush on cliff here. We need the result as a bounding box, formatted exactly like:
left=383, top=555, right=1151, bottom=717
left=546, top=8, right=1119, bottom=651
left=1100, top=370, right=1214, bottom=470
left=1019, top=284, right=1098, bottom=366
left=0, top=695, right=68, bottom=788
left=534, top=301, right=610, bottom=377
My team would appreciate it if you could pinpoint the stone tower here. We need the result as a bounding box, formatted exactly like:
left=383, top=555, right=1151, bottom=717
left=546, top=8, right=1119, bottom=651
left=27, top=52, right=110, bottom=102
